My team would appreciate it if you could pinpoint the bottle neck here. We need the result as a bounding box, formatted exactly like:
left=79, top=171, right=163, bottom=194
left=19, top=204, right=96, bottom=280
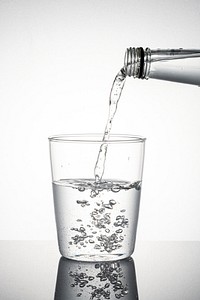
left=124, top=47, right=200, bottom=81
left=124, top=47, right=151, bottom=79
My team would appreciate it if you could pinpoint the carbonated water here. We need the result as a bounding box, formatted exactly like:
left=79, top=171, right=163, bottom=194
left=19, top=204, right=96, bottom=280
left=53, top=179, right=141, bottom=261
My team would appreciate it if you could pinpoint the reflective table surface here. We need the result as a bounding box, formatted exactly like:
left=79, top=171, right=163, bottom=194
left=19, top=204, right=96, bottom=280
left=0, top=241, right=200, bottom=299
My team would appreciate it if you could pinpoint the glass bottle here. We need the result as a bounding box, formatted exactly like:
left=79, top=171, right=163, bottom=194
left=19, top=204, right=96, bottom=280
left=124, top=47, right=200, bottom=86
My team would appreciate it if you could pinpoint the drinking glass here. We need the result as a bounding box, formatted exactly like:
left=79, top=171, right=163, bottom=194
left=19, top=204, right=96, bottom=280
left=49, top=134, right=145, bottom=261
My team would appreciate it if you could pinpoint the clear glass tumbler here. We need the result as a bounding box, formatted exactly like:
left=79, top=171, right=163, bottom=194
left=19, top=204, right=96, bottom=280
left=49, top=134, right=145, bottom=261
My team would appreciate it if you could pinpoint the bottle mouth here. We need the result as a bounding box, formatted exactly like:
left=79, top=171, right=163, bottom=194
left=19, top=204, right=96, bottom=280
left=124, top=47, right=143, bottom=78
left=124, top=47, right=151, bottom=79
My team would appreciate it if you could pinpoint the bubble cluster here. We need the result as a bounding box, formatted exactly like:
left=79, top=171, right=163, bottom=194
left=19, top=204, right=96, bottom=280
left=91, top=207, right=111, bottom=229
left=114, top=215, right=129, bottom=228
left=71, top=199, right=129, bottom=252
left=60, top=178, right=141, bottom=197
left=70, top=227, right=93, bottom=246
left=68, top=179, right=141, bottom=254
left=96, top=233, right=123, bottom=253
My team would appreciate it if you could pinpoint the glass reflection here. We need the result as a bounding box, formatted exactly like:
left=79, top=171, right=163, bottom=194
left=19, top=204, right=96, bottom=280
left=54, top=256, right=138, bottom=299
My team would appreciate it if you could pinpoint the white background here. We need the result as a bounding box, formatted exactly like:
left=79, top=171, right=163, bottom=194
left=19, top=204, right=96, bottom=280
left=0, top=0, right=200, bottom=241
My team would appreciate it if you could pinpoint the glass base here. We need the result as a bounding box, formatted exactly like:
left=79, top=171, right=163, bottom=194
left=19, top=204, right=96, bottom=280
left=61, top=252, right=132, bottom=262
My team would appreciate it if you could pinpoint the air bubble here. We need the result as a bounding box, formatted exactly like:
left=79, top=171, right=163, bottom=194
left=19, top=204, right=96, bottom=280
left=109, top=199, right=116, bottom=205
left=89, top=276, right=95, bottom=281
left=103, top=204, right=113, bottom=209
left=111, top=185, right=121, bottom=192
left=77, top=293, right=82, bottom=297
left=78, top=186, right=85, bottom=192
left=116, top=229, right=123, bottom=233
left=94, top=245, right=101, bottom=249
left=76, top=200, right=90, bottom=207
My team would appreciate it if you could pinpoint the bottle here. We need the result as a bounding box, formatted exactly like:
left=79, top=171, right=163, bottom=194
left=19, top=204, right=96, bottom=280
left=124, top=47, right=200, bottom=86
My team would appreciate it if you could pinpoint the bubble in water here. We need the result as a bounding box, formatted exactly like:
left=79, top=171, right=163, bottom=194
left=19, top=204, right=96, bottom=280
left=94, top=245, right=101, bottom=249
left=77, top=293, right=82, bottom=297
left=78, top=186, right=85, bottom=192
left=70, top=226, right=94, bottom=246
left=109, top=199, right=116, bottom=205
left=97, top=233, right=124, bottom=253
left=103, top=203, right=113, bottom=209
left=76, top=200, right=90, bottom=207
left=116, top=229, right=123, bottom=234
left=103, top=199, right=117, bottom=209
left=54, top=178, right=141, bottom=256
left=114, top=215, right=129, bottom=228
left=111, top=184, right=121, bottom=193
left=91, top=208, right=111, bottom=229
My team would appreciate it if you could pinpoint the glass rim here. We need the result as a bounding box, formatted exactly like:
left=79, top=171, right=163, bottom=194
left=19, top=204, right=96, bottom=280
left=48, top=133, right=146, bottom=144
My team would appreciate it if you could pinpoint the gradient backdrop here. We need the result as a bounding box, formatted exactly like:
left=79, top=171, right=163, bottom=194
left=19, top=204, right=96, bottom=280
left=0, top=0, right=200, bottom=241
